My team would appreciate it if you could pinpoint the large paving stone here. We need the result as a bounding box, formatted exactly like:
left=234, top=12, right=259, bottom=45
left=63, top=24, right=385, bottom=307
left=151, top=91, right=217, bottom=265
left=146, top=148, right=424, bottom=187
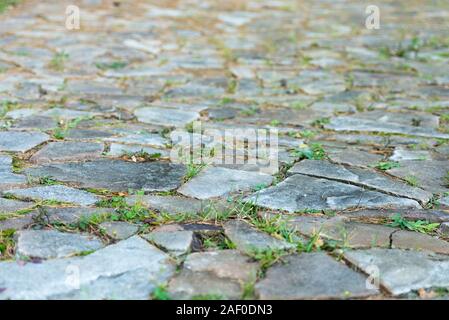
left=246, top=175, right=420, bottom=212
left=126, top=195, right=203, bottom=215
left=224, top=220, right=294, bottom=253
left=24, top=159, right=186, bottom=192
left=386, top=160, right=449, bottom=193
left=325, top=112, right=449, bottom=139
left=16, top=229, right=104, bottom=259
left=342, top=209, right=449, bottom=223
left=255, top=253, right=378, bottom=299
left=0, top=131, right=49, bottom=152
left=179, top=167, right=273, bottom=199
left=288, top=160, right=432, bottom=204
left=3, top=185, right=100, bottom=206
left=0, top=155, right=27, bottom=190
left=391, top=230, right=449, bottom=255
left=0, top=236, right=174, bottom=299
left=343, top=248, right=449, bottom=296
left=30, top=142, right=104, bottom=164
left=134, top=106, right=199, bottom=128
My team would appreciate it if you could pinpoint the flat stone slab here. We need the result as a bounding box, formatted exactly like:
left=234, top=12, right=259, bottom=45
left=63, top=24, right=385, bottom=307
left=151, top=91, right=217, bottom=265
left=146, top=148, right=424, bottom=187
left=25, top=159, right=186, bottom=192
left=16, top=229, right=104, bottom=259
left=386, top=160, right=449, bottom=193
left=246, top=175, right=420, bottom=212
left=30, top=142, right=104, bottom=164
left=343, top=248, right=449, bottom=296
left=325, top=112, right=449, bottom=139
left=134, top=106, right=199, bottom=128
left=0, top=198, right=34, bottom=214
left=0, top=236, right=174, bottom=299
left=0, top=215, right=34, bottom=232
left=99, top=221, right=139, bottom=240
left=342, top=209, right=449, bottom=223
left=179, top=167, right=273, bottom=199
left=255, top=253, right=377, bottom=299
left=0, top=155, right=27, bottom=190
left=34, top=206, right=114, bottom=224
left=224, top=220, right=295, bottom=253
left=107, top=143, right=169, bottom=158
left=0, top=131, right=49, bottom=152
left=288, top=160, right=432, bottom=204
left=105, top=133, right=168, bottom=148
left=183, top=250, right=259, bottom=283
left=3, top=185, right=100, bottom=206
left=391, top=230, right=449, bottom=255
left=389, top=148, right=431, bottom=161
left=142, top=230, right=194, bottom=256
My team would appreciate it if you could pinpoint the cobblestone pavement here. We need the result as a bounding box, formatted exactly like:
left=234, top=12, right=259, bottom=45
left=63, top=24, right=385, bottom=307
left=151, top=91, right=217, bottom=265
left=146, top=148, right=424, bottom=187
left=0, top=0, right=449, bottom=300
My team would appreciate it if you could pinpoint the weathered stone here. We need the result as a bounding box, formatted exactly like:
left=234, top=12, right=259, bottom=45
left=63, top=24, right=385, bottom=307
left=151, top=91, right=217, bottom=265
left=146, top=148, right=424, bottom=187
left=105, top=132, right=167, bottom=148
left=167, top=269, right=242, bottom=300
left=179, top=167, right=273, bottom=199
left=0, top=215, right=33, bottom=231
left=25, top=160, right=186, bottom=192
left=142, top=230, right=194, bottom=256
left=33, top=206, right=113, bottom=224
left=0, top=198, right=33, bottom=214
left=389, top=148, right=431, bottom=161
left=16, top=229, right=104, bottom=259
left=391, top=230, right=449, bottom=254
left=107, top=143, right=169, bottom=158
left=224, top=220, right=294, bottom=253
left=3, top=185, right=99, bottom=206
left=386, top=160, right=449, bottom=193
left=134, top=106, right=199, bottom=128
left=0, top=236, right=174, bottom=299
left=184, top=250, right=258, bottom=283
left=255, top=253, right=377, bottom=299
left=30, top=142, right=104, bottom=164
left=343, top=249, right=449, bottom=296
left=288, top=160, right=432, bottom=204
left=342, top=209, right=449, bottom=223
left=99, top=221, right=139, bottom=240
left=246, top=175, right=420, bottom=212
left=441, top=196, right=449, bottom=207
left=326, top=148, right=383, bottom=168
left=0, top=131, right=49, bottom=152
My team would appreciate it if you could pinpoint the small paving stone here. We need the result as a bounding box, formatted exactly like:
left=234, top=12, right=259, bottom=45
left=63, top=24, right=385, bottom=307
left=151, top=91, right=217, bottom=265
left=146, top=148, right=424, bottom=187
left=389, top=148, right=431, bottom=161
left=99, top=221, right=139, bottom=240
left=342, top=209, right=449, bottom=223
left=0, top=215, right=34, bottom=232
left=105, top=132, right=168, bottom=148
left=255, top=253, right=377, bottom=299
left=134, top=106, right=200, bottom=128
left=246, top=174, right=420, bottom=212
left=30, top=142, right=104, bottom=164
left=224, top=220, right=295, bottom=253
left=440, top=196, right=449, bottom=208
left=439, top=222, right=449, bottom=236
left=142, top=230, right=194, bottom=256
left=179, top=167, right=273, bottom=199
left=183, top=250, right=259, bottom=283
left=343, top=248, right=449, bottom=296
left=0, top=236, right=174, bottom=299
left=16, top=229, right=104, bottom=259
left=25, top=159, right=186, bottom=192
left=0, top=131, right=49, bottom=152
left=107, top=143, right=169, bottom=158
left=288, top=160, right=432, bottom=204
left=391, top=230, right=449, bottom=255
left=3, top=185, right=99, bottom=206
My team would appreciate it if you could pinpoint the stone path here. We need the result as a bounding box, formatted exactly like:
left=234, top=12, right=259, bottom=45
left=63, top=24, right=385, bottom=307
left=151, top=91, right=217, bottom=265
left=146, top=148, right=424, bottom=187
left=0, top=0, right=448, bottom=300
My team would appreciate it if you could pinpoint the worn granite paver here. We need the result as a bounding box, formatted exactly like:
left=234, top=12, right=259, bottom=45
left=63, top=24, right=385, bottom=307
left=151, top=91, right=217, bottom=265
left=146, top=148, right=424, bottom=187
left=1, top=0, right=449, bottom=300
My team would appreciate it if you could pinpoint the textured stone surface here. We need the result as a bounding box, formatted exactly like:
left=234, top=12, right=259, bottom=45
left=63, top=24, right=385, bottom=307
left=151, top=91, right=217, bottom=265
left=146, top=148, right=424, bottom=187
left=289, top=160, right=432, bottom=204
left=3, top=185, right=100, bottom=206
left=16, top=229, right=104, bottom=259
left=344, top=249, right=449, bottom=296
left=135, top=106, right=199, bottom=127
left=224, top=220, right=294, bottom=253
left=246, top=175, right=420, bottom=212
left=142, top=230, right=194, bottom=256
left=255, top=253, right=377, bottom=299
left=25, top=160, right=186, bottom=192
left=30, top=142, right=104, bottom=164
left=33, top=206, right=114, bottom=224
left=0, top=198, right=34, bottom=214
left=0, top=131, right=49, bottom=152
left=0, top=236, right=174, bottom=299
left=99, top=221, right=139, bottom=240
left=179, top=167, right=273, bottom=199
